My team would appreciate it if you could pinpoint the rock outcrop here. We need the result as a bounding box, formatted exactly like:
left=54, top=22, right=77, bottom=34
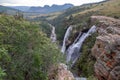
left=48, top=63, right=75, bottom=80
left=91, top=16, right=120, bottom=35
left=91, top=16, right=120, bottom=80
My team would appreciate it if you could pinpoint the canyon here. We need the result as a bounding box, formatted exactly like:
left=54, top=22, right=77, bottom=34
left=49, top=16, right=120, bottom=80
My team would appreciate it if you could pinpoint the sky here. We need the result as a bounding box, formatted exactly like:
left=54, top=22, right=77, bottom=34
left=0, top=0, right=105, bottom=6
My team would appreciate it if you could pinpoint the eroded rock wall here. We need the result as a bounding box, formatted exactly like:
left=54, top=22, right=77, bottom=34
left=91, top=16, right=120, bottom=80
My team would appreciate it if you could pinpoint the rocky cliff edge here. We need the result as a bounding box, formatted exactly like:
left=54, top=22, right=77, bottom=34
left=91, top=16, right=120, bottom=80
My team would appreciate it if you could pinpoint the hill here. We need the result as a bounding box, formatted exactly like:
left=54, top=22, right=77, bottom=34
left=28, top=4, right=74, bottom=13
left=10, top=6, right=30, bottom=12
left=6, top=4, right=73, bottom=19
left=0, top=5, right=21, bottom=15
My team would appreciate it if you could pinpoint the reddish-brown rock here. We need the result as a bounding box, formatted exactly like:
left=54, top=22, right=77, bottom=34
left=91, top=16, right=120, bottom=80
left=92, top=34, right=120, bottom=80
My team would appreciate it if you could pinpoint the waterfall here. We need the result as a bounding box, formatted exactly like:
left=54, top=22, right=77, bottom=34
left=66, top=25, right=96, bottom=65
left=61, top=26, right=73, bottom=53
left=50, top=24, right=57, bottom=42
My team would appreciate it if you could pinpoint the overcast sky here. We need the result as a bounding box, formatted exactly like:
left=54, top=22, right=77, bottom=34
left=0, top=0, right=104, bottom=6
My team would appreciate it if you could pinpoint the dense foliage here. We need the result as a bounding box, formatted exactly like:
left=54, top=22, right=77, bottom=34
left=0, top=15, right=64, bottom=80
left=0, top=67, right=6, bottom=80
left=39, top=22, right=51, bottom=37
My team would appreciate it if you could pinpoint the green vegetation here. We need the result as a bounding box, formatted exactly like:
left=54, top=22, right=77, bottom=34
left=73, top=0, right=120, bottom=18
left=87, top=75, right=98, bottom=80
left=0, top=15, right=64, bottom=80
left=0, top=67, right=6, bottom=80
left=39, top=22, right=51, bottom=37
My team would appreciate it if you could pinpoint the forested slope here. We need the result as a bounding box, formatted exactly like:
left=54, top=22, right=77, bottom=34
left=0, top=14, right=64, bottom=80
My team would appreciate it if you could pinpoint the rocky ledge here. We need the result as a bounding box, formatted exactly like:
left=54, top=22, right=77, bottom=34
left=91, top=16, right=120, bottom=80
left=48, top=63, right=75, bottom=80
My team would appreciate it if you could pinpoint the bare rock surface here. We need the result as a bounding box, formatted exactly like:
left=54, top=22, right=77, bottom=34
left=48, top=63, right=75, bottom=80
left=91, top=16, right=120, bottom=80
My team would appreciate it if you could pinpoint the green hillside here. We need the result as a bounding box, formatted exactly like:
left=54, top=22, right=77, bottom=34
left=0, top=14, right=64, bottom=80
left=72, top=0, right=120, bottom=17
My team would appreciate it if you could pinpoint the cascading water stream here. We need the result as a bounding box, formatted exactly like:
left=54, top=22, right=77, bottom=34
left=66, top=33, right=86, bottom=63
left=66, top=25, right=96, bottom=65
left=50, top=24, right=57, bottom=42
left=61, top=26, right=73, bottom=53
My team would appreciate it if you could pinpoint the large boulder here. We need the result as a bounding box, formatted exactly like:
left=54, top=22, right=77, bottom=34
left=48, top=63, right=75, bottom=80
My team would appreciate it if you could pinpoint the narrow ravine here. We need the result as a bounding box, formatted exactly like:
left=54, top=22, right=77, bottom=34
left=50, top=25, right=96, bottom=80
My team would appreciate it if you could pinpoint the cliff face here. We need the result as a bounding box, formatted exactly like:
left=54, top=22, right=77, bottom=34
left=91, top=16, right=120, bottom=35
left=91, top=16, right=120, bottom=80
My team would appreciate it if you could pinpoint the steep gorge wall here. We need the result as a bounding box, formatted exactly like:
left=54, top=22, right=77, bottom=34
left=91, top=16, right=120, bottom=80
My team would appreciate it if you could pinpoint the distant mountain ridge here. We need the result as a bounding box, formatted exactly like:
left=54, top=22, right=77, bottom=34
left=28, top=4, right=74, bottom=13
left=0, top=5, right=21, bottom=15
left=8, top=4, right=74, bottom=13
left=10, top=6, right=30, bottom=12
left=0, top=5, right=19, bottom=12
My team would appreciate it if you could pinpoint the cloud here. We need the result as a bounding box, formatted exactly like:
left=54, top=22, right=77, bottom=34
left=0, top=0, right=20, bottom=4
left=0, top=0, right=104, bottom=6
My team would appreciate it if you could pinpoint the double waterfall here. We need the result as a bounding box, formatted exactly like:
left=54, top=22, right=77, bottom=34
left=61, top=25, right=96, bottom=65
left=49, top=24, right=96, bottom=66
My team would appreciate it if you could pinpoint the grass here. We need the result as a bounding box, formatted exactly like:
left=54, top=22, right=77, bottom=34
left=95, top=0, right=120, bottom=16
left=28, top=11, right=63, bottom=20
left=73, top=0, right=120, bottom=18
